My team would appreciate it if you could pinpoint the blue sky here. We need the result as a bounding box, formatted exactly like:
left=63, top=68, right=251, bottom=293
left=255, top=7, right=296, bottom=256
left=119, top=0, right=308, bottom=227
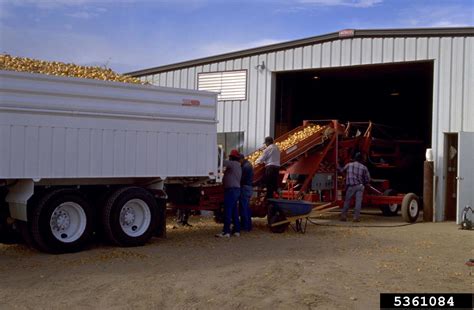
left=1, top=0, right=473, bottom=73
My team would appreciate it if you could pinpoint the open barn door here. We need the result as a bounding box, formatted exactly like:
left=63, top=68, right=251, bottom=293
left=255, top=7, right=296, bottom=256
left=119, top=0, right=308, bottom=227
left=457, top=132, right=474, bottom=224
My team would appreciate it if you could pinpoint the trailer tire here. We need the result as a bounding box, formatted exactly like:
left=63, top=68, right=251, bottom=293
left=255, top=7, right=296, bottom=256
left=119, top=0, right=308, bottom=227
left=401, top=193, right=420, bottom=223
left=30, top=189, right=94, bottom=254
left=380, top=189, right=399, bottom=216
left=102, top=187, right=158, bottom=247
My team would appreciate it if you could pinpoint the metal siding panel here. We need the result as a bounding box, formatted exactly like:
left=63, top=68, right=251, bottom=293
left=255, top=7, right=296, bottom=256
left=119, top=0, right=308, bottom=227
left=341, top=39, right=352, bottom=66
left=331, top=40, right=341, bottom=67
left=52, top=127, right=66, bottom=177
left=195, top=134, right=205, bottom=175
left=77, top=128, right=89, bottom=177
left=463, top=37, right=474, bottom=131
left=234, top=58, right=242, bottom=70
left=232, top=101, right=240, bottom=132
left=266, top=52, right=276, bottom=138
left=372, top=38, right=383, bottom=63
left=159, top=73, right=167, bottom=87
left=257, top=54, right=267, bottom=145
left=177, top=133, right=187, bottom=175
left=173, top=70, right=181, bottom=88
left=226, top=60, right=233, bottom=71
left=416, top=38, right=429, bottom=60
left=217, top=101, right=224, bottom=132
left=11, top=126, right=25, bottom=177
left=351, top=38, right=362, bottom=65
left=187, top=133, right=197, bottom=175
left=383, top=38, right=394, bottom=63
left=224, top=100, right=233, bottom=132
left=0, top=125, right=10, bottom=176
left=210, top=63, right=218, bottom=72
left=187, top=67, right=195, bottom=89
left=166, top=71, right=173, bottom=87
left=284, top=49, right=293, bottom=70
left=113, top=130, right=126, bottom=176
left=65, top=127, right=78, bottom=177
left=322, top=42, right=331, bottom=67
left=202, top=64, right=210, bottom=73
left=405, top=38, right=417, bottom=61
left=451, top=37, right=465, bottom=131
left=156, top=132, right=167, bottom=176
left=152, top=74, right=160, bottom=86
left=218, top=61, right=226, bottom=71
left=394, top=38, right=405, bottom=62
left=39, top=126, right=52, bottom=176
left=25, top=126, right=39, bottom=177
left=146, top=132, right=157, bottom=174
left=102, top=129, right=113, bottom=176
left=166, top=132, right=178, bottom=176
left=241, top=57, right=250, bottom=152
left=439, top=37, right=453, bottom=132
left=90, top=129, right=102, bottom=176
left=135, top=131, right=146, bottom=176
left=303, top=45, right=312, bottom=69
left=361, top=38, right=372, bottom=64
left=248, top=56, right=259, bottom=151
left=275, top=51, right=285, bottom=71
left=180, top=69, right=188, bottom=89
left=125, top=131, right=137, bottom=175
left=312, top=44, right=322, bottom=68
left=294, top=47, right=303, bottom=70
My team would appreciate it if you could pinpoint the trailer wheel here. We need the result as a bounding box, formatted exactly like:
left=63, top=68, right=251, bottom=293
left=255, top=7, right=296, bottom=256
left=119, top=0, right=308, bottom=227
left=102, top=187, right=158, bottom=247
left=401, top=193, right=420, bottom=223
left=30, top=189, right=94, bottom=254
left=380, top=189, right=399, bottom=216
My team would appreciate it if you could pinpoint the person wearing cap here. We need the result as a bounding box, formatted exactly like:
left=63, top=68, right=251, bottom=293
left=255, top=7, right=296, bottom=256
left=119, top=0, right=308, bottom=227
left=255, top=136, right=281, bottom=199
left=339, top=152, right=371, bottom=222
left=216, top=149, right=242, bottom=238
left=239, top=154, right=254, bottom=231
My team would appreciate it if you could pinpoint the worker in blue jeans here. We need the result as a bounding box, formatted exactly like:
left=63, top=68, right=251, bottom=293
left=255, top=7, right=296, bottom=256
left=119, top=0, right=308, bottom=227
left=216, top=149, right=242, bottom=238
left=339, top=152, right=371, bottom=222
left=239, top=154, right=254, bottom=231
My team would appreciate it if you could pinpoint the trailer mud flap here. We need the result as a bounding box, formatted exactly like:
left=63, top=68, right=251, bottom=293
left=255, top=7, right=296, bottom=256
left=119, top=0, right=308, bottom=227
left=5, top=180, right=34, bottom=221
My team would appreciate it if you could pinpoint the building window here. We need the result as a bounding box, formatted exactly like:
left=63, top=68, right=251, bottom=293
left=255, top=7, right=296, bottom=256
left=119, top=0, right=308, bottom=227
left=198, top=70, right=247, bottom=101
left=217, top=132, right=245, bottom=157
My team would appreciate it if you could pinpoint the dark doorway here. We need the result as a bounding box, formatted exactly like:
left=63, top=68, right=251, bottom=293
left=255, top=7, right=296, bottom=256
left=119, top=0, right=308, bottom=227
left=274, top=61, right=434, bottom=194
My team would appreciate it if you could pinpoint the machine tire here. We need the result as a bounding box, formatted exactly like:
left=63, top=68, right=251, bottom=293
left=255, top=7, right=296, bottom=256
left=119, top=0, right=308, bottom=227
left=30, top=189, right=94, bottom=254
left=380, top=189, right=399, bottom=216
left=102, top=187, right=158, bottom=247
left=401, top=193, right=420, bottom=223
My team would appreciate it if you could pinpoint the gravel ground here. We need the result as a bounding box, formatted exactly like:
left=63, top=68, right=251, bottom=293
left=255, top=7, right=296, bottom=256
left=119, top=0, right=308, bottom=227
left=0, top=211, right=472, bottom=310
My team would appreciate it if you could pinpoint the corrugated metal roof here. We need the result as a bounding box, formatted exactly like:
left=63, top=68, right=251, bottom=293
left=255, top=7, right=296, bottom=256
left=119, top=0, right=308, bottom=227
left=127, top=27, right=474, bottom=76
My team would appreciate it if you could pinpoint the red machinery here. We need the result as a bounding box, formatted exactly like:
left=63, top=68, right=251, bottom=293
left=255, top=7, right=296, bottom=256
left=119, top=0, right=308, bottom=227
left=169, top=120, right=421, bottom=226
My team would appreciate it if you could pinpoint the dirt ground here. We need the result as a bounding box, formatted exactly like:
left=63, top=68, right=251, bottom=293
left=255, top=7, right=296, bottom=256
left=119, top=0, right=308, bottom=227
left=0, top=211, right=472, bottom=310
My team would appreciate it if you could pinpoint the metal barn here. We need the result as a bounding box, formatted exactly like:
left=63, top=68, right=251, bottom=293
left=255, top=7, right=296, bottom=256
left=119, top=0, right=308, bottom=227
left=128, top=27, right=474, bottom=222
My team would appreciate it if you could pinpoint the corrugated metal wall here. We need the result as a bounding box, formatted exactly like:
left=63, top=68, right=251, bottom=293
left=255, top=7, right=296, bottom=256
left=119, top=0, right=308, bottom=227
left=141, top=35, right=473, bottom=220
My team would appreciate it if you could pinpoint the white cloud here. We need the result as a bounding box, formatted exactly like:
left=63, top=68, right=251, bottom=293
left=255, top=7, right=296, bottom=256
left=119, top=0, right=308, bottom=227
left=399, top=5, right=473, bottom=28
left=297, top=0, right=383, bottom=8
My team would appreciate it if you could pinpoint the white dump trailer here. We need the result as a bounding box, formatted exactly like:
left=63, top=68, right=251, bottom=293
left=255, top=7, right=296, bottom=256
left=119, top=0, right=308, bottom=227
left=0, top=70, right=218, bottom=253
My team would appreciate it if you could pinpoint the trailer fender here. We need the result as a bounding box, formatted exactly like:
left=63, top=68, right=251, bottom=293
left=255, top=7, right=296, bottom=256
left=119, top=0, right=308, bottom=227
left=5, top=180, right=34, bottom=221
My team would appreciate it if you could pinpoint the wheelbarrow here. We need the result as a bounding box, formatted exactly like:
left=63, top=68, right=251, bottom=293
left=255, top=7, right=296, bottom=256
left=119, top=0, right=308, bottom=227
left=266, top=199, right=336, bottom=233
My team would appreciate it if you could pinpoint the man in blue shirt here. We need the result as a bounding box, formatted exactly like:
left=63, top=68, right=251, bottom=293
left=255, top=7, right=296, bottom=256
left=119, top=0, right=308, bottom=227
left=239, top=154, right=254, bottom=232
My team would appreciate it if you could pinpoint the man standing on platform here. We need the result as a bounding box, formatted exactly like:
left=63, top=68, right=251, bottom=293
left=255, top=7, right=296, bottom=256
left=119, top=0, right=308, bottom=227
left=256, top=136, right=281, bottom=199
